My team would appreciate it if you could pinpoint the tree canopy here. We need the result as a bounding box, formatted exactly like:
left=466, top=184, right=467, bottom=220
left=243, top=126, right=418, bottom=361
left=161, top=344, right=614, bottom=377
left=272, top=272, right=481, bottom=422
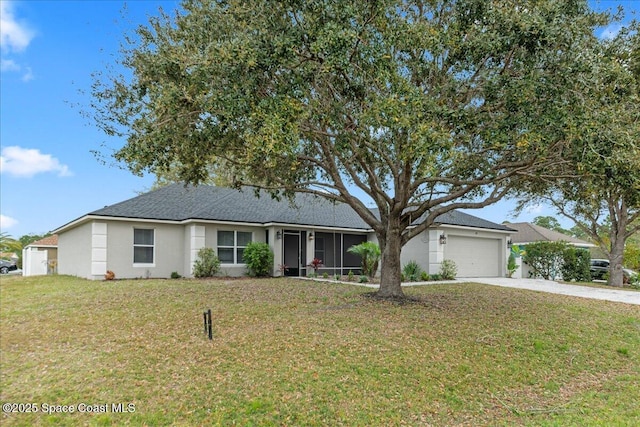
left=92, top=0, right=606, bottom=297
left=532, top=216, right=568, bottom=234
left=516, top=23, right=640, bottom=286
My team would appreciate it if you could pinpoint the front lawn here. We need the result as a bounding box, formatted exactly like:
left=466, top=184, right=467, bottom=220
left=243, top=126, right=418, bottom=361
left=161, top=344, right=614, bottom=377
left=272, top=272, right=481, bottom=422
left=1, top=275, right=639, bottom=426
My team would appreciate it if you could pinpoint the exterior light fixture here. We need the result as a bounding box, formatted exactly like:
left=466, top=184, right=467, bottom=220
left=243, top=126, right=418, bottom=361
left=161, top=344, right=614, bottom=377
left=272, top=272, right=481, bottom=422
left=507, top=238, right=513, bottom=248
left=439, top=233, right=447, bottom=244
left=308, top=232, right=314, bottom=241
left=276, top=230, right=282, bottom=240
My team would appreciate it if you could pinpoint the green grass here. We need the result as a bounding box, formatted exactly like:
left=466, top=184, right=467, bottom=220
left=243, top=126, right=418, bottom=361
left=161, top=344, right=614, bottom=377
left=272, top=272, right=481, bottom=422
left=1, top=275, right=639, bottom=426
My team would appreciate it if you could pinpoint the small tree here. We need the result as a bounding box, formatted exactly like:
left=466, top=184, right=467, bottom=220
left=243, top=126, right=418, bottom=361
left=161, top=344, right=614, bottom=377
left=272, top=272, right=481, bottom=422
left=347, top=242, right=381, bottom=279
left=193, top=248, right=221, bottom=278
left=243, top=242, right=274, bottom=277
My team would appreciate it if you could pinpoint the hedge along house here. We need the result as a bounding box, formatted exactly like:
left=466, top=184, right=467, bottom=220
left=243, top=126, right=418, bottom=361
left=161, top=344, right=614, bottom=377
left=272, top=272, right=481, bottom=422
left=504, top=222, right=595, bottom=279
left=53, top=184, right=514, bottom=280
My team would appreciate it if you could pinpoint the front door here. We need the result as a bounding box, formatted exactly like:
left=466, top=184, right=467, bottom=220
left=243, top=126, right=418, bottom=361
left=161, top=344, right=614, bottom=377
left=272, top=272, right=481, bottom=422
left=283, top=232, right=300, bottom=276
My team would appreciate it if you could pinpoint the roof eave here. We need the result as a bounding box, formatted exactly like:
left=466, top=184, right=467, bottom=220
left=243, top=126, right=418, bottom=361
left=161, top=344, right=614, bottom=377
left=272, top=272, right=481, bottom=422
left=54, top=215, right=374, bottom=234
left=434, top=223, right=514, bottom=234
left=512, top=240, right=596, bottom=247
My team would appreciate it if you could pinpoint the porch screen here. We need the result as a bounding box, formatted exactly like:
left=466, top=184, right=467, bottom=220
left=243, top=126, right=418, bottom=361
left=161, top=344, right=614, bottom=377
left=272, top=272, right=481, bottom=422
left=314, top=233, right=366, bottom=274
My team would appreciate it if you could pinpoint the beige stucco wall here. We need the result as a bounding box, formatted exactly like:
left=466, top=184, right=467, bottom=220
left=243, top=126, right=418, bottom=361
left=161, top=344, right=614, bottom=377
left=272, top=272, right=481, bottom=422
left=59, top=220, right=277, bottom=280
left=269, top=227, right=284, bottom=276
left=400, top=230, right=432, bottom=274
left=200, top=224, right=267, bottom=276
left=58, top=222, right=93, bottom=279
left=103, top=221, right=185, bottom=279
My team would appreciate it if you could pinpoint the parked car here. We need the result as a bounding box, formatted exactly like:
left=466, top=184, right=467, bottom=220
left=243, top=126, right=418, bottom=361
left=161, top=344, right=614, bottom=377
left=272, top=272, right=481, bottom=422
left=590, top=259, right=638, bottom=283
left=0, top=259, right=18, bottom=274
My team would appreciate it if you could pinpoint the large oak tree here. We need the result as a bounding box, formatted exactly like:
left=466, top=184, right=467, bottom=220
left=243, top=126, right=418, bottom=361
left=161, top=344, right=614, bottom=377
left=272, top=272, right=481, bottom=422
left=92, top=0, right=604, bottom=297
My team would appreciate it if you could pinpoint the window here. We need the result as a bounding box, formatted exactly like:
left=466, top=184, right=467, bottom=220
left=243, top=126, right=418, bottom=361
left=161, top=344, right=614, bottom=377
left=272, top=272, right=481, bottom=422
left=218, top=231, right=252, bottom=264
left=133, top=229, right=154, bottom=264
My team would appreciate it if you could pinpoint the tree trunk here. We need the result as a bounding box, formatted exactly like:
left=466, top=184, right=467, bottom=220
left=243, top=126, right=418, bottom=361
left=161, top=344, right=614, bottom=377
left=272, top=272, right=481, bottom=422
left=608, top=229, right=626, bottom=287
left=377, top=221, right=405, bottom=298
left=608, top=201, right=628, bottom=288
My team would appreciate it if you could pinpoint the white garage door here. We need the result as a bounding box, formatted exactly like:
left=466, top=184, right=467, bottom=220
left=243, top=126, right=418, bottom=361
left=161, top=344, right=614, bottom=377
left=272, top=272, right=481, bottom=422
left=445, top=236, right=501, bottom=277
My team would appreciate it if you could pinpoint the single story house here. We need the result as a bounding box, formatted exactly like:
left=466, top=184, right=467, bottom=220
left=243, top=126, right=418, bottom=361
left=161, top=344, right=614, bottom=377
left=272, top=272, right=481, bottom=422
left=53, top=184, right=514, bottom=280
left=22, top=235, right=58, bottom=276
left=504, top=222, right=594, bottom=279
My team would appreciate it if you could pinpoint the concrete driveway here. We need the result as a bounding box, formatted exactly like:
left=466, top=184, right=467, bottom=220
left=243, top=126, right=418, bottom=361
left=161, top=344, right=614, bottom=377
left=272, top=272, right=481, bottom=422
left=461, top=277, right=640, bottom=305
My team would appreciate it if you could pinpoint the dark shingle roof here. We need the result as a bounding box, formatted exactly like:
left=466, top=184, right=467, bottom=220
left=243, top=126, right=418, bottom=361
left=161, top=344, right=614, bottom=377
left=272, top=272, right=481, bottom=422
left=433, top=210, right=515, bottom=232
left=84, top=184, right=511, bottom=232
left=89, top=184, right=371, bottom=229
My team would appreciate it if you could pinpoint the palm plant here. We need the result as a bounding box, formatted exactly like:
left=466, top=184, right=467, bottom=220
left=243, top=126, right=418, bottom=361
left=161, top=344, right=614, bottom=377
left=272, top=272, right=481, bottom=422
left=347, top=242, right=381, bottom=279
left=0, top=232, right=22, bottom=257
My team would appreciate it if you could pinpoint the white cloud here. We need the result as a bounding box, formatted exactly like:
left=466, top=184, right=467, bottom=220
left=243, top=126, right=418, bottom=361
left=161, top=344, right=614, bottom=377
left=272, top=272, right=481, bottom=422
left=599, top=23, right=623, bottom=40
left=0, top=214, right=18, bottom=230
left=0, top=1, right=35, bottom=52
left=20, top=65, right=32, bottom=81
left=0, top=146, right=73, bottom=178
left=1, top=58, right=33, bottom=80
left=1, top=1, right=35, bottom=81
left=0, top=57, right=19, bottom=71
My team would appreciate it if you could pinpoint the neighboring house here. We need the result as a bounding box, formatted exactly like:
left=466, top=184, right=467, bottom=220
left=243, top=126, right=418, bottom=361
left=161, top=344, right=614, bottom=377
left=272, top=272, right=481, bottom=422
left=0, top=252, right=19, bottom=262
left=22, top=235, right=58, bottom=276
left=53, top=184, right=514, bottom=280
left=505, top=222, right=594, bottom=279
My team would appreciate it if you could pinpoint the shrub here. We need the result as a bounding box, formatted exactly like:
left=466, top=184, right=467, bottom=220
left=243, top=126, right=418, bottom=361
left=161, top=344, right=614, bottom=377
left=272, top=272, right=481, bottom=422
left=402, top=260, right=422, bottom=282
left=561, top=247, right=591, bottom=282
left=522, top=241, right=568, bottom=280
left=575, top=250, right=591, bottom=281
left=243, top=242, right=274, bottom=277
left=193, top=248, right=221, bottom=278
left=359, top=275, right=369, bottom=283
left=629, top=274, right=640, bottom=290
left=430, top=274, right=441, bottom=281
left=420, top=271, right=430, bottom=281
left=170, top=271, right=181, bottom=279
left=347, top=270, right=354, bottom=281
left=322, top=272, right=329, bottom=279
left=104, top=270, right=115, bottom=280
left=440, top=260, right=457, bottom=280
left=624, top=243, right=640, bottom=271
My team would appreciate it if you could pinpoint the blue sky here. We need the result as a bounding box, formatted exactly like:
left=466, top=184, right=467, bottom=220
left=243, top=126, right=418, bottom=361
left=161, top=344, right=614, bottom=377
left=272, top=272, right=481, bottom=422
left=0, top=0, right=637, bottom=238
